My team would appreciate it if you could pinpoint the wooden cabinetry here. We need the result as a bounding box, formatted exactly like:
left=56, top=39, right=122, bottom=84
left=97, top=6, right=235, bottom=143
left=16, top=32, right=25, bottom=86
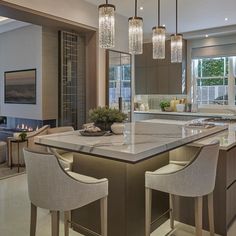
left=135, top=40, right=186, bottom=95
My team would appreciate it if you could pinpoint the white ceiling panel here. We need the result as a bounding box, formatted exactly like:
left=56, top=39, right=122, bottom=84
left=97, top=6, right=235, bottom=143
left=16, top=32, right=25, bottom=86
left=85, top=0, right=236, bottom=34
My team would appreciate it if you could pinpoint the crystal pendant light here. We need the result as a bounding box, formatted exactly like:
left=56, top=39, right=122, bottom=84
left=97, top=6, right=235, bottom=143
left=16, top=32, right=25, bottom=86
left=171, top=0, right=183, bottom=63
left=152, top=0, right=166, bottom=59
left=128, top=0, right=143, bottom=55
left=98, top=0, right=116, bottom=49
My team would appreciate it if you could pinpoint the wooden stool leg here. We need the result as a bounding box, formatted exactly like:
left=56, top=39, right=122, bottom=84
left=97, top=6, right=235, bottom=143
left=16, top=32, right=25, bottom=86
left=195, top=197, right=203, bottom=236
left=145, top=187, right=152, bottom=236
left=30, top=203, right=37, bottom=236
left=169, top=194, right=174, bottom=229
left=51, top=211, right=59, bottom=236
left=208, top=192, right=215, bottom=236
left=64, top=211, right=70, bottom=236
left=100, top=196, right=108, bottom=236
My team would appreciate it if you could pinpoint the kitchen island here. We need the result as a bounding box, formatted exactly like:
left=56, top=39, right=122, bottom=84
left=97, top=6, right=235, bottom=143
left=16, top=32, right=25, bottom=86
left=35, top=122, right=227, bottom=236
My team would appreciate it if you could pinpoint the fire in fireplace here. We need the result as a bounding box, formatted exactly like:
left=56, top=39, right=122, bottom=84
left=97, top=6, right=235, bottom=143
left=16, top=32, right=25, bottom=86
left=16, top=124, right=37, bottom=132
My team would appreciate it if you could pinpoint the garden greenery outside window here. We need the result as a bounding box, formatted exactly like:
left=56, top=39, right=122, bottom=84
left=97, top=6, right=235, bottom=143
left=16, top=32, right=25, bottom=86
left=192, top=56, right=236, bottom=106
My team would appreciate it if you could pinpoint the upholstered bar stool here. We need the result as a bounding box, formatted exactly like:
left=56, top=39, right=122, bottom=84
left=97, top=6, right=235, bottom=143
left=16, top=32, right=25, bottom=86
left=145, top=141, right=220, bottom=236
left=23, top=148, right=108, bottom=236
left=47, top=126, right=75, bottom=171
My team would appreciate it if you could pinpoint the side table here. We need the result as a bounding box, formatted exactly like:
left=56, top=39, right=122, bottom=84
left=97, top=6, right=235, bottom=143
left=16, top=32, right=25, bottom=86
left=10, top=139, right=28, bottom=173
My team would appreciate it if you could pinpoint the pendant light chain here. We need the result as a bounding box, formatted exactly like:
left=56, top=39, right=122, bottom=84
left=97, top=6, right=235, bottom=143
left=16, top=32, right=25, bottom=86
left=176, top=0, right=178, bottom=34
left=158, top=0, right=160, bottom=27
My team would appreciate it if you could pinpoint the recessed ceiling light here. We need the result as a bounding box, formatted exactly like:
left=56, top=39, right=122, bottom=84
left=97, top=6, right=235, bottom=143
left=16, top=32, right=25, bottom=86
left=205, top=34, right=209, bottom=38
left=139, top=6, right=144, bottom=10
left=225, top=17, right=228, bottom=21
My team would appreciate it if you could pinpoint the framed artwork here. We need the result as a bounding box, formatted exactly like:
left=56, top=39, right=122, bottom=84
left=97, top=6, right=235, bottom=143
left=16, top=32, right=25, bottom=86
left=4, top=69, right=36, bottom=104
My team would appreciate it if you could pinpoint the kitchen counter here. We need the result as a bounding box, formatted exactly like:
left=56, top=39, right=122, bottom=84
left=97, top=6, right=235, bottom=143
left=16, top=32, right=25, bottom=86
left=140, top=118, right=236, bottom=150
left=35, top=122, right=227, bottom=163
left=134, top=109, right=236, bottom=118
left=35, top=121, right=230, bottom=236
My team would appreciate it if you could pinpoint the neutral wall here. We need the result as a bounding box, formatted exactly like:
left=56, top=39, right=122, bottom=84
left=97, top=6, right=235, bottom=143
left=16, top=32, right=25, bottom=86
left=0, top=24, right=43, bottom=119
left=2, top=0, right=129, bottom=106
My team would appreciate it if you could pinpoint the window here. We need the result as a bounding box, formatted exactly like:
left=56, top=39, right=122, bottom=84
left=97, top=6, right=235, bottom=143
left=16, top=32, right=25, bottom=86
left=192, top=57, right=236, bottom=106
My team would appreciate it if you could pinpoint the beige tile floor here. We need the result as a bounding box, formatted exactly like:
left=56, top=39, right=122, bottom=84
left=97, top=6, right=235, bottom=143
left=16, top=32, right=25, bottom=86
left=0, top=174, right=235, bottom=236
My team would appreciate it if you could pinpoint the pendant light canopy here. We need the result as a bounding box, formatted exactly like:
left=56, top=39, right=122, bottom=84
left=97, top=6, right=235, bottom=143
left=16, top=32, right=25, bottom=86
left=98, top=0, right=116, bottom=49
left=171, top=0, right=183, bottom=63
left=128, top=0, right=143, bottom=55
left=152, top=0, right=166, bottom=59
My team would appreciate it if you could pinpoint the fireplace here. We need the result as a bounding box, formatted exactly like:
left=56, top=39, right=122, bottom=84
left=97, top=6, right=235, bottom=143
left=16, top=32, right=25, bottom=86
left=6, top=117, right=56, bottom=132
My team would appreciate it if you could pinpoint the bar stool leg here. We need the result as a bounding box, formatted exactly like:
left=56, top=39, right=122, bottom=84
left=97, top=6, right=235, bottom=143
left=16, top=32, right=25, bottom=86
left=100, top=196, right=108, bottom=236
left=30, top=203, right=37, bottom=236
left=208, top=192, right=215, bottom=236
left=145, top=187, right=152, bottom=236
left=195, top=196, right=203, bottom=236
left=169, top=194, right=174, bottom=229
left=51, top=211, right=59, bottom=236
left=64, top=211, right=70, bottom=236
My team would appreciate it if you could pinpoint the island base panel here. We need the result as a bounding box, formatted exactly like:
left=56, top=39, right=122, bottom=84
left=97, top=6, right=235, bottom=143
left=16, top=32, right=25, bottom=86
left=72, top=152, right=169, bottom=236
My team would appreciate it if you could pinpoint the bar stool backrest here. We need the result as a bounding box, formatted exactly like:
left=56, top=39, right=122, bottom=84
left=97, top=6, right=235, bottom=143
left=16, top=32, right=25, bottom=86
left=23, top=148, right=108, bottom=211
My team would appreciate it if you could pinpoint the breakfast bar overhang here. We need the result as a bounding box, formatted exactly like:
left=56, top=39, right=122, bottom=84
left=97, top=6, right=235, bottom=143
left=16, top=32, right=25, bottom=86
left=35, top=122, right=227, bottom=236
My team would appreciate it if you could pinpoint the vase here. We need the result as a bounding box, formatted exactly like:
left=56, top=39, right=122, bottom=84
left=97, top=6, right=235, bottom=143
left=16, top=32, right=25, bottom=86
left=111, top=122, right=125, bottom=134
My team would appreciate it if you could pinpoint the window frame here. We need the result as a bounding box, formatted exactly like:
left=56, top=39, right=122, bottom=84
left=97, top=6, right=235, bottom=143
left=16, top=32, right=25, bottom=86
left=192, top=56, right=236, bottom=109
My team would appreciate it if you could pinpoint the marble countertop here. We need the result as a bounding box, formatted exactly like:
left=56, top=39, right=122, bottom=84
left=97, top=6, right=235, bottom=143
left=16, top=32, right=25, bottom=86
left=35, top=122, right=227, bottom=163
left=191, top=124, right=236, bottom=150
left=134, top=109, right=236, bottom=118
left=140, top=118, right=236, bottom=150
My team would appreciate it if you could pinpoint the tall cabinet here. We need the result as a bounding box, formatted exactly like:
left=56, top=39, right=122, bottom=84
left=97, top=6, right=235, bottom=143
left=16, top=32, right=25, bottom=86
left=135, top=40, right=187, bottom=95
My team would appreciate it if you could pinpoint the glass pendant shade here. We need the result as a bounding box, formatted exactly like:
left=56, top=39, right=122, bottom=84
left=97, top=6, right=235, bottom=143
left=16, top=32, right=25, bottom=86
left=98, top=4, right=115, bottom=49
left=152, top=26, right=166, bottom=59
left=171, top=34, right=183, bottom=63
left=128, top=17, right=143, bottom=55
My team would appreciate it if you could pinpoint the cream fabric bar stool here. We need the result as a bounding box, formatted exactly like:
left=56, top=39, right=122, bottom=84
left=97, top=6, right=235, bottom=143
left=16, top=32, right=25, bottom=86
left=47, top=126, right=75, bottom=171
left=23, top=148, right=108, bottom=236
left=145, top=141, right=220, bottom=236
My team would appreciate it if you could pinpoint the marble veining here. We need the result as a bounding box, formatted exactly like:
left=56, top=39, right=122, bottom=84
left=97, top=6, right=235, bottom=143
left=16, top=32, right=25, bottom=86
left=35, top=122, right=227, bottom=163
left=192, top=123, right=236, bottom=150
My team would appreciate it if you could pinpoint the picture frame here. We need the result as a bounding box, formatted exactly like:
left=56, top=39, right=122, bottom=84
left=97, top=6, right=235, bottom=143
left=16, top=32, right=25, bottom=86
left=4, top=69, right=36, bottom=104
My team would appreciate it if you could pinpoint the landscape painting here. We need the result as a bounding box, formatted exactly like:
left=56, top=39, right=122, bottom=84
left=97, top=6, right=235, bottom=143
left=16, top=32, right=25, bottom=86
left=4, top=69, right=36, bottom=104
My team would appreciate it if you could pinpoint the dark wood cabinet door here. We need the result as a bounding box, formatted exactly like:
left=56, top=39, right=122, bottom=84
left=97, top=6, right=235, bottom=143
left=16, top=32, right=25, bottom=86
left=135, top=44, right=147, bottom=67
left=158, top=65, right=169, bottom=94
left=135, top=40, right=186, bottom=95
left=168, top=64, right=183, bottom=94
left=135, top=67, right=147, bottom=94
left=146, top=67, right=158, bottom=94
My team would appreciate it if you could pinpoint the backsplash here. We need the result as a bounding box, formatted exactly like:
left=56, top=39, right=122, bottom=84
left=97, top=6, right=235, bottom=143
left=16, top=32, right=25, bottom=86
left=134, top=95, right=188, bottom=110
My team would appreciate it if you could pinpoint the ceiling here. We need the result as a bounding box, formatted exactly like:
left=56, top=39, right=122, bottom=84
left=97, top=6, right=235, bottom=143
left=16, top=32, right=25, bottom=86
left=0, top=17, right=30, bottom=34
left=85, top=0, right=236, bottom=36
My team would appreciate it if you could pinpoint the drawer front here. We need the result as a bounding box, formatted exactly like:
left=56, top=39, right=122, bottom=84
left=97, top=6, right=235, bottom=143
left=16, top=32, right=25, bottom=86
left=227, top=181, right=236, bottom=225
left=226, top=148, right=236, bottom=187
